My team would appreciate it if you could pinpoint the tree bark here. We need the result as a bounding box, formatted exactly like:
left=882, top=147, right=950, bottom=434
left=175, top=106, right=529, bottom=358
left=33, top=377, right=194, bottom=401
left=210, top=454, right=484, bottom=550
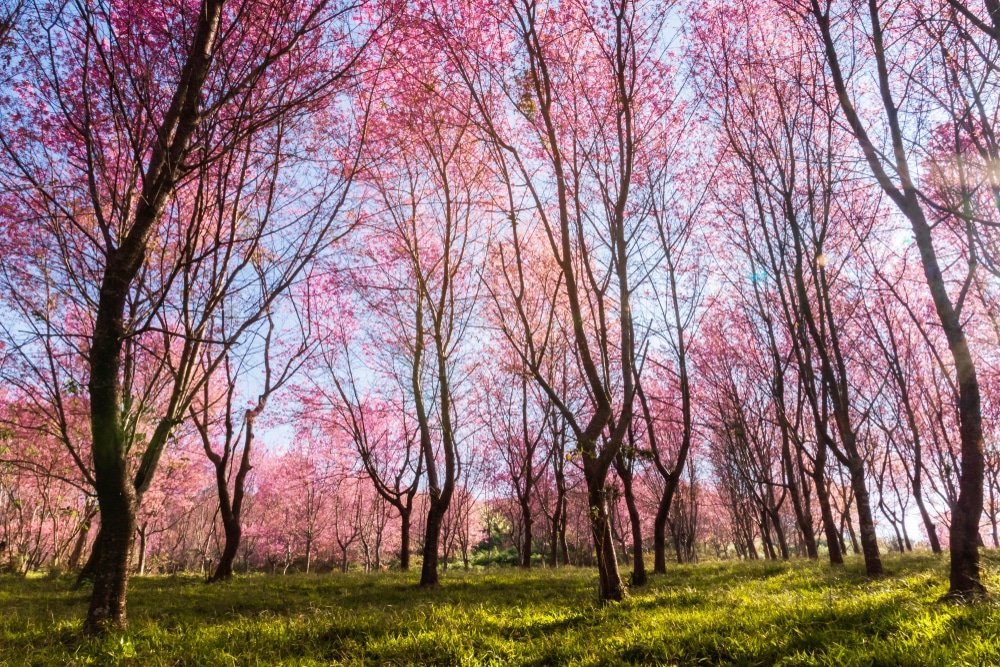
left=519, top=498, right=533, bottom=569
left=136, top=524, right=148, bottom=576
left=559, top=506, right=570, bottom=566
left=68, top=506, right=97, bottom=572
left=847, top=457, right=883, bottom=575
left=914, top=491, right=941, bottom=554
left=769, top=508, right=789, bottom=560
left=548, top=495, right=562, bottom=568
left=585, top=469, right=624, bottom=602
left=653, top=492, right=670, bottom=573
left=813, top=465, right=844, bottom=565
left=75, top=524, right=103, bottom=587
left=420, top=502, right=445, bottom=587
left=615, top=453, right=646, bottom=586
left=399, top=508, right=411, bottom=571
left=782, top=433, right=817, bottom=558
left=83, top=482, right=136, bottom=634
left=211, top=508, right=241, bottom=582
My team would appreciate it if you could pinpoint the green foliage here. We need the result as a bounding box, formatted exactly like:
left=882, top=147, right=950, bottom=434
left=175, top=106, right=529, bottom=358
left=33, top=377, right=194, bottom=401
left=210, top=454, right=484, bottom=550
left=469, top=545, right=521, bottom=568
left=0, top=553, right=997, bottom=665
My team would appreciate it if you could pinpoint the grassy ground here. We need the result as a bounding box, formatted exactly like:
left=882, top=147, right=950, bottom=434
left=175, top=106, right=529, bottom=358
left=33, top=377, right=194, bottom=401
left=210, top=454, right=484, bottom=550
left=1, top=553, right=998, bottom=666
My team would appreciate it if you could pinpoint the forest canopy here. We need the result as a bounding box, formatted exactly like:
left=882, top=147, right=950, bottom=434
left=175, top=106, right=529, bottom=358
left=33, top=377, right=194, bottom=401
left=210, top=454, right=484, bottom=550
left=0, top=0, right=997, bottom=643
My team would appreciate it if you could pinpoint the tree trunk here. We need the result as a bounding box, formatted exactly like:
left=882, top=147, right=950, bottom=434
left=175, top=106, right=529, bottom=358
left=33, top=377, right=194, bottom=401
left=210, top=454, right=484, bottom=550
left=68, top=508, right=96, bottom=572
left=769, top=509, right=789, bottom=560
left=210, top=511, right=241, bottom=582
left=813, top=470, right=844, bottom=565
left=76, top=524, right=103, bottom=587
left=625, top=491, right=646, bottom=586
left=559, top=507, right=570, bottom=566
left=82, top=483, right=137, bottom=635
left=136, top=524, right=147, bottom=576
left=783, top=440, right=818, bottom=558
left=615, top=454, right=646, bottom=586
left=892, top=524, right=904, bottom=554
left=843, top=510, right=860, bottom=556
left=399, top=508, right=411, bottom=571
left=585, top=473, right=624, bottom=602
left=519, top=498, right=532, bottom=569
left=914, top=484, right=942, bottom=555
left=760, top=512, right=777, bottom=560
left=745, top=530, right=759, bottom=560
left=950, top=364, right=986, bottom=597
left=548, top=497, right=562, bottom=568
left=653, top=491, right=670, bottom=574
left=608, top=495, right=629, bottom=567
left=420, top=501, right=445, bottom=587
left=847, top=459, right=883, bottom=576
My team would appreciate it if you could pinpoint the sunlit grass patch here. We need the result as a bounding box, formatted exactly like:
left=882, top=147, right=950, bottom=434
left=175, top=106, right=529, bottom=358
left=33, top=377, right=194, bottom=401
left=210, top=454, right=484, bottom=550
left=0, top=553, right=997, bottom=665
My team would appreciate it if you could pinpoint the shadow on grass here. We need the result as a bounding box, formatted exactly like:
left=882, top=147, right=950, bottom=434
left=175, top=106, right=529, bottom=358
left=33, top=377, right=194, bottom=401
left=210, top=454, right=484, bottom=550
left=616, top=594, right=910, bottom=666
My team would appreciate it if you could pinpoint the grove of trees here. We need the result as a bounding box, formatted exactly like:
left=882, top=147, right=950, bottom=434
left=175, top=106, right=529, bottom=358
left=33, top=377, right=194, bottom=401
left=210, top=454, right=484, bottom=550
left=0, top=0, right=998, bottom=634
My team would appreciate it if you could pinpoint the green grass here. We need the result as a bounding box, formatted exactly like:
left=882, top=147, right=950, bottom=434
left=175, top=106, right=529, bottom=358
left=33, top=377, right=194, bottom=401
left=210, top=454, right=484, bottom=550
left=1, top=553, right=999, bottom=665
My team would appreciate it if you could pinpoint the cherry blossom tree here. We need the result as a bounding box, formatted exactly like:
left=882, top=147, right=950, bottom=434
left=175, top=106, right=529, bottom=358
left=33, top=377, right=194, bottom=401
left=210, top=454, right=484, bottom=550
left=799, top=0, right=989, bottom=599
left=438, top=0, right=679, bottom=601
left=0, top=0, right=384, bottom=632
